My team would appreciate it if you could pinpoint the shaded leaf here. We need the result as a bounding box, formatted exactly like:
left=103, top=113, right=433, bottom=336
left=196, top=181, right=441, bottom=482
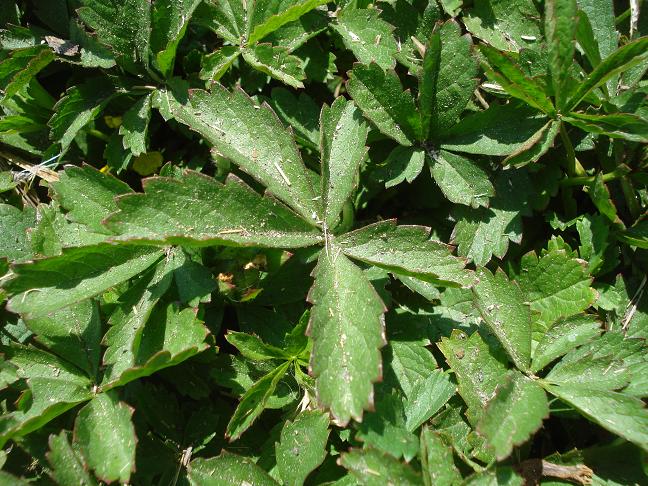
left=242, top=44, right=306, bottom=88
left=478, top=372, right=548, bottom=460
left=248, top=0, right=328, bottom=45
left=188, top=453, right=279, bottom=486
left=119, top=94, right=152, bottom=156
left=563, top=112, right=648, bottom=143
left=473, top=267, right=532, bottom=371
left=47, top=431, right=97, bottom=486
left=74, top=392, right=136, bottom=483
left=420, top=427, right=462, bottom=486
left=5, top=244, right=162, bottom=319
left=340, top=448, right=422, bottom=486
left=276, top=411, right=330, bottom=486
left=545, top=0, right=578, bottom=110
left=381, top=145, right=426, bottom=188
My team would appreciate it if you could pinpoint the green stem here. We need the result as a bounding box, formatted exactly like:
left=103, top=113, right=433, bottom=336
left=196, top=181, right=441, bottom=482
left=560, top=165, right=631, bottom=186
left=87, top=128, right=109, bottom=142
left=620, top=176, right=640, bottom=220
left=559, top=123, right=586, bottom=177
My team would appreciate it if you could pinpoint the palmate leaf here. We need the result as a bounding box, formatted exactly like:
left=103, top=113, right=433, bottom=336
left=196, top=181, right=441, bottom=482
left=347, top=63, right=421, bottom=146
left=0, top=203, right=35, bottom=261
left=241, top=44, right=306, bottom=88
left=77, top=0, right=151, bottom=74
left=563, top=112, right=648, bottom=143
left=336, top=220, right=473, bottom=287
left=0, top=346, right=94, bottom=447
left=320, top=97, right=368, bottom=229
left=307, top=246, right=386, bottom=425
left=340, top=448, right=422, bottom=486
left=420, top=427, right=462, bottom=486
left=418, top=20, right=478, bottom=137
left=437, top=330, right=508, bottom=425
left=503, top=119, right=560, bottom=166
left=333, top=8, right=399, bottom=71
left=451, top=169, right=532, bottom=266
left=473, top=268, right=532, bottom=372
left=428, top=150, right=494, bottom=208
left=247, top=0, right=329, bottom=45
left=0, top=45, right=55, bottom=103
left=545, top=0, right=578, bottom=111
left=275, top=411, right=330, bottom=486
left=52, top=165, right=132, bottom=234
left=119, top=94, right=152, bottom=156
left=463, top=0, right=542, bottom=52
left=188, top=453, right=279, bottom=486
left=25, top=299, right=102, bottom=379
left=154, top=84, right=320, bottom=222
left=74, top=392, right=136, bottom=484
left=478, top=372, right=549, bottom=460
left=5, top=244, right=163, bottom=319
left=104, top=171, right=323, bottom=248
left=149, top=0, right=202, bottom=78
left=47, top=431, right=98, bottom=486
left=544, top=383, right=648, bottom=451
left=516, top=248, right=597, bottom=330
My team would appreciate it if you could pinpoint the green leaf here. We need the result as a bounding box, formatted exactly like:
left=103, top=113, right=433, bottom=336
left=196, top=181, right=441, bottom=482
left=451, top=169, right=531, bottom=266
left=576, top=213, right=613, bottom=274
left=242, top=44, right=305, bottom=88
left=463, top=0, right=542, bottom=52
left=337, top=220, right=472, bottom=287
left=563, top=112, right=648, bottom=143
left=478, top=372, right=548, bottom=460
left=265, top=9, right=329, bottom=53
left=101, top=254, right=177, bottom=384
left=340, top=448, right=422, bottom=486
left=419, top=20, right=478, bottom=137
left=531, top=314, right=601, bottom=372
left=347, top=63, right=421, bottom=145
left=78, top=0, right=151, bottom=74
left=225, top=331, right=289, bottom=361
left=25, top=299, right=101, bottom=378
left=404, top=369, right=456, bottom=432
left=0, top=203, right=35, bottom=261
left=268, top=88, right=320, bottom=150
left=276, top=411, right=330, bottom=486
left=119, top=94, right=152, bottom=156
left=516, top=248, right=597, bottom=330
left=51, top=165, right=132, bottom=234
left=544, top=384, right=648, bottom=451
left=47, top=431, right=98, bottom=486
left=188, top=453, right=280, bottom=486
left=577, top=0, right=617, bottom=62
left=619, top=218, right=648, bottom=249
left=226, top=361, right=290, bottom=441
left=545, top=353, right=630, bottom=391
left=440, top=103, right=549, bottom=156
left=503, top=119, right=560, bottom=166
left=199, top=46, right=240, bottom=81
left=30, top=204, right=106, bottom=257
left=545, top=0, right=578, bottom=110
left=74, top=392, right=136, bottom=484
left=104, top=171, right=323, bottom=248
left=5, top=244, right=162, bottom=319
left=437, top=330, right=509, bottom=425
left=429, top=150, right=494, bottom=208
left=473, top=267, right=532, bottom=371
left=320, top=97, right=368, bottom=228
left=307, top=247, right=386, bottom=425
left=479, top=45, right=555, bottom=116
left=380, top=145, right=426, bottom=188
left=420, top=427, right=462, bottom=486
left=0, top=46, right=55, bottom=103
left=48, top=78, right=117, bottom=151
left=566, top=37, right=648, bottom=111
left=156, top=84, right=320, bottom=222
left=356, top=391, right=419, bottom=460
left=333, top=8, right=398, bottom=71
left=0, top=346, right=93, bottom=446
left=464, top=468, right=524, bottom=485
left=150, top=0, right=202, bottom=77
left=248, top=0, right=328, bottom=45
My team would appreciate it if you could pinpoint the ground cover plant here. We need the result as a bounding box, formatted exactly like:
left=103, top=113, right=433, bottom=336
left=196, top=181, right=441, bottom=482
left=0, top=0, right=647, bottom=484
